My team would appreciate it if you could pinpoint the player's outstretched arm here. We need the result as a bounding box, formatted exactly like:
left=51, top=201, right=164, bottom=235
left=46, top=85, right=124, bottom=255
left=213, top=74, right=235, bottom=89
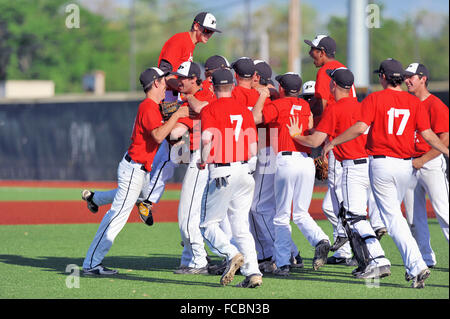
left=413, top=132, right=449, bottom=169
left=186, top=94, right=209, bottom=114
left=420, top=129, right=450, bottom=158
left=252, top=87, right=270, bottom=125
left=323, top=121, right=368, bottom=156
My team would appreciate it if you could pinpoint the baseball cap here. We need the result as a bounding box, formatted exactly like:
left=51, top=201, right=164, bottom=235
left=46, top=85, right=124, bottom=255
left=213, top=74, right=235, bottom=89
left=304, top=35, right=336, bottom=56
left=171, top=61, right=201, bottom=78
left=275, top=72, right=303, bottom=94
left=373, top=58, right=405, bottom=78
left=194, top=12, right=221, bottom=33
left=254, top=60, right=272, bottom=84
left=326, top=67, right=354, bottom=89
left=212, top=68, right=234, bottom=85
left=302, top=81, right=315, bottom=95
left=231, top=57, right=256, bottom=78
left=205, top=55, right=230, bottom=71
left=139, top=67, right=170, bottom=90
left=404, top=62, right=430, bottom=78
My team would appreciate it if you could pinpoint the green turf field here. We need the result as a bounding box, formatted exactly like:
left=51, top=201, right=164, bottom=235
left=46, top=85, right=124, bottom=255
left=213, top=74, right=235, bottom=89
left=0, top=220, right=447, bottom=299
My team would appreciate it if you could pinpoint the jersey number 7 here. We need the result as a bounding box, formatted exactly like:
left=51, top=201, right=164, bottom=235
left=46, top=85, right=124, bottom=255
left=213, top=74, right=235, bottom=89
left=230, top=115, right=243, bottom=142
left=387, top=108, right=410, bottom=135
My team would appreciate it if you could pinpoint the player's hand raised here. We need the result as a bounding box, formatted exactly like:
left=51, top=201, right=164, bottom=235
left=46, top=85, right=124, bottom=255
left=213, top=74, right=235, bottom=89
left=256, top=87, right=270, bottom=98
left=287, top=115, right=303, bottom=138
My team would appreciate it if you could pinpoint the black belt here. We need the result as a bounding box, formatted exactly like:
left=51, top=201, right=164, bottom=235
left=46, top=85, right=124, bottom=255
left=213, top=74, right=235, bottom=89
left=373, top=155, right=412, bottom=160
left=353, top=159, right=367, bottom=165
left=281, top=151, right=292, bottom=155
left=125, top=154, right=148, bottom=172
left=214, top=161, right=248, bottom=167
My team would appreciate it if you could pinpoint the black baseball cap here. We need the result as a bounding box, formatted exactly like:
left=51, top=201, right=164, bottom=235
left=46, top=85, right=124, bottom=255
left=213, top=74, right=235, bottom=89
left=139, top=67, right=170, bottom=90
left=304, top=35, right=336, bottom=56
left=275, top=72, right=303, bottom=94
left=231, top=57, right=256, bottom=78
left=326, top=67, right=354, bottom=89
left=205, top=55, right=230, bottom=71
left=254, top=60, right=272, bottom=84
left=212, top=68, right=234, bottom=85
left=194, top=12, right=221, bottom=33
left=373, top=58, right=405, bottom=78
left=404, top=63, right=430, bottom=79
left=171, top=61, right=201, bottom=78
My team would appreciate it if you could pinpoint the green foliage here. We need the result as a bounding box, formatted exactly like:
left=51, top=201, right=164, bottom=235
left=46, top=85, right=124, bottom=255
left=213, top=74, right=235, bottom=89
left=0, top=0, right=130, bottom=92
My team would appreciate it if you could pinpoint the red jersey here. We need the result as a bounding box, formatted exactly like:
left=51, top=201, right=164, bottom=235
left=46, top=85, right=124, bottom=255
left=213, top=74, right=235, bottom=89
left=127, top=98, right=164, bottom=171
left=202, top=79, right=213, bottom=95
left=262, top=97, right=311, bottom=154
left=178, top=88, right=217, bottom=151
left=315, top=60, right=356, bottom=105
left=158, top=32, right=195, bottom=71
left=414, top=94, right=449, bottom=156
left=316, top=97, right=367, bottom=161
left=232, top=85, right=260, bottom=111
left=359, top=89, right=431, bottom=159
left=201, top=97, right=257, bottom=163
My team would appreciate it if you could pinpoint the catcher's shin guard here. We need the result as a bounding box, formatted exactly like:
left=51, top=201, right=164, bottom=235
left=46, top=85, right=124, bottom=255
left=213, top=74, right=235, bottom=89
left=340, top=207, right=375, bottom=270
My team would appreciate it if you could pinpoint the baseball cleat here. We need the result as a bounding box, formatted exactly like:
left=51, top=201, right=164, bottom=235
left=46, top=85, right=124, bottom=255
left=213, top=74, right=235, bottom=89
left=290, top=253, right=304, bottom=268
left=313, top=239, right=331, bottom=270
left=330, top=236, right=349, bottom=252
left=208, top=258, right=227, bottom=275
left=136, top=200, right=153, bottom=226
left=259, top=260, right=277, bottom=273
left=410, top=268, right=431, bottom=289
left=82, top=264, right=118, bottom=276
left=355, top=264, right=391, bottom=279
left=327, top=256, right=358, bottom=266
left=220, top=253, right=244, bottom=286
left=375, top=227, right=388, bottom=241
left=81, top=190, right=98, bottom=213
left=236, top=274, right=262, bottom=288
left=273, top=265, right=290, bottom=276
left=173, top=266, right=209, bottom=275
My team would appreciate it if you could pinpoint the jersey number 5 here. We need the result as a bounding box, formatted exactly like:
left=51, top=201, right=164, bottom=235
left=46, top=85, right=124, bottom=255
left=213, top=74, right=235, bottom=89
left=387, top=108, right=410, bottom=135
left=230, top=115, right=243, bottom=142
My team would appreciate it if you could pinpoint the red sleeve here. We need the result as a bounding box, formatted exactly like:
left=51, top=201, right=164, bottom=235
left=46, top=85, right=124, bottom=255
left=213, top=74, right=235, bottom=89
left=315, top=104, right=335, bottom=136
left=158, top=34, right=186, bottom=70
left=262, top=102, right=279, bottom=124
left=314, top=68, right=331, bottom=101
left=415, top=101, right=431, bottom=133
left=359, top=94, right=376, bottom=126
left=429, top=98, right=449, bottom=134
left=177, top=117, right=193, bottom=130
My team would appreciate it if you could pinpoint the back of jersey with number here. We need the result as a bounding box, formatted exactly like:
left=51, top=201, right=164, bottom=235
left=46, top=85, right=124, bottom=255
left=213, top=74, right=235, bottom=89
left=200, top=97, right=257, bottom=163
left=360, top=89, right=430, bottom=159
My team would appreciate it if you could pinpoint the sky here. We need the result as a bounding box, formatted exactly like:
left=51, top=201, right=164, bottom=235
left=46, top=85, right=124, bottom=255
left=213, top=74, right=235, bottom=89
left=109, top=0, right=449, bottom=23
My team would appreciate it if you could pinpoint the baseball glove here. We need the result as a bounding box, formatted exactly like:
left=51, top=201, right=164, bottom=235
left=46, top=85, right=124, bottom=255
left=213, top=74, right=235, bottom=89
left=160, top=100, right=182, bottom=121
left=314, top=156, right=329, bottom=181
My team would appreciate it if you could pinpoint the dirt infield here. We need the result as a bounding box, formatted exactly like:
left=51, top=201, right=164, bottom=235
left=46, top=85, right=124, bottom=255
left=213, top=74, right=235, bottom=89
left=0, top=181, right=436, bottom=225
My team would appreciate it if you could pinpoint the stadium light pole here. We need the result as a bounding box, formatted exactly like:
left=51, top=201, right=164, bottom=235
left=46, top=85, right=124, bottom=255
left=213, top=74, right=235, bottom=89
left=347, top=0, right=369, bottom=95
left=129, top=0, right=137, bottom=92
left=288, top=0, right=300, bottom=74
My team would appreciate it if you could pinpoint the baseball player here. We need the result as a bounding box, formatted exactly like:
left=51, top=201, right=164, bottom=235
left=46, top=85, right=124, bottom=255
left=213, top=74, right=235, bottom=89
left=82, top=67, right=189, bottom=275
left=322, top=58, right=449, bottom=288
left=168, top=61, right=217, bottom=274
left=252, top=72, right=331, bottom=275
left=248, top=60, right=304, bottom=273
left=287, top=68, right=391, bottom=279
left=303, top=35, right=355, bottom=264
left=403, top=63, right=449, bottom=268
left=198, top=68, right=262, bottom=288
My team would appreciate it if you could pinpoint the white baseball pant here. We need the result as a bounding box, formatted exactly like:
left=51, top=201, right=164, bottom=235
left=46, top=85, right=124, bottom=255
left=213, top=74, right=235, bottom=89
left=273, top=151, right=329, bottom=268
left=200, top=162, right=261, bottom=277
left=404, top=154, right=449, bottom=266
left=177, top=149, right=209, bottom=268
left=369, top=155, right=428, bottom=277
left=323, top=150, right=353, bottom=259
left=341, top=158, right=390, bottom=268
left=83, top=153, right=148, bottom=269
